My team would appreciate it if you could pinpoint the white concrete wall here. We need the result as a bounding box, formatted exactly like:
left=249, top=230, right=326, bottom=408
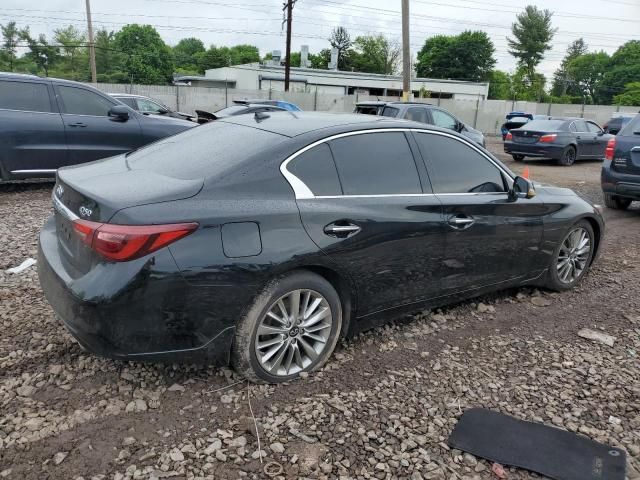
left=93, top=83, right=639, bottom=135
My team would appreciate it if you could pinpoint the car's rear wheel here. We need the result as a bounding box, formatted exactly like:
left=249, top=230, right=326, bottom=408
left=603, top=193, right=631, bottom=210
left=546, top=220, right=595, bottom=291
left=557, top=146, right=576, bottom=166
left=512, top=154, right=525, bottom=161
left=232, top=271, right=342, bottom=383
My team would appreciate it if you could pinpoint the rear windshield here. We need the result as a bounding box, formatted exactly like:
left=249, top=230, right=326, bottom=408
left=215, top=105, right=247, bottom=116
left=127, top=121, right=283, bottom=180
left=619, top=114, right=640, bottom=136
left=381, top=106, right=400, bottom=117
left=518, top=119, right=567, bottom=131
left=506, top=117, right=530, bottom=123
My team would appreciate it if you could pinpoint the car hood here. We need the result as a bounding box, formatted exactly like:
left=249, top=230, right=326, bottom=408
left=533, top=183, right=577, bottom=196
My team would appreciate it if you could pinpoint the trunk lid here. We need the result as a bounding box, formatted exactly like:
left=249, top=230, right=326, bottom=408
left=52, top=154, right=203, bottom=274
left=510, top=129, right=546, bottom=144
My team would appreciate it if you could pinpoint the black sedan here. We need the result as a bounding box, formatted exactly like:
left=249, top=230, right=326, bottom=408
left=38, top=112, right=604, bottom=383
left=504, top=118, right=613, bottom=166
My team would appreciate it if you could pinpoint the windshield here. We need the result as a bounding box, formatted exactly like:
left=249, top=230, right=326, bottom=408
left=214, top=105, right=248, bottom=116
left=518, top=119, right=567, bottom=131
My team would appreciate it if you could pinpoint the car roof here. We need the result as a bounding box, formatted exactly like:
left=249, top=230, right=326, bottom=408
left=217, top=111, right=453, bottom=138
left=355, top=101, right=388, bottom=106
left=109, top=93, right=146, bottom=98
left=386, top=101, right=435, bottom=107
left=0, top=72, right=42, bottom=80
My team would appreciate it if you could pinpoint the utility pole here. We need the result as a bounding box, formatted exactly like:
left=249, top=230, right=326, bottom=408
left=85, top=0, right=97, bottom=84
left=283, top=0, right=296, bottom=91
left=401, top=0, right=410, bottom=101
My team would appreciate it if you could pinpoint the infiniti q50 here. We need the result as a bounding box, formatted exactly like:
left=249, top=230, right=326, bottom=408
left=38, top=112, right=604, bottom=383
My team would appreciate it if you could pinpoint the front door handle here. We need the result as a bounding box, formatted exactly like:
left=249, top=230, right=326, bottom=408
left=68, top=122, right=87, bottom=128
left=323, top=222, right=361, bottom=238
left=448, top=215, right=475, bottom=229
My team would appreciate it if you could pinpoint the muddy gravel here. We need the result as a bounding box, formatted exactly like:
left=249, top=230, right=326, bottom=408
left=1, top=142, right=639, bottom=480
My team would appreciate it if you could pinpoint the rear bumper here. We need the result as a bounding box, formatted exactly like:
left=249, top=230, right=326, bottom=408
left=601, top=161, right=640, bottom=200
left=504, top=142, right=565, bottom=159
left=37, top=216, right=244, bottom=364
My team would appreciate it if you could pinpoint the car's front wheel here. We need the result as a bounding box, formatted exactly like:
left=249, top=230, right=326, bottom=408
left=604, top=193, right=632, bottom=210
left=546, top=220, right=595, bottom=291
left=232, top=271, right=342, bottom=383
left=512, top=154, right=525, bottom=161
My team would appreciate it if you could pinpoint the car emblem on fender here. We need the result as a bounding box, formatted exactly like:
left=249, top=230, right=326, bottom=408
left=79, top=206, right=93, bottom=217
left=56, top=185, right=64, bottom=197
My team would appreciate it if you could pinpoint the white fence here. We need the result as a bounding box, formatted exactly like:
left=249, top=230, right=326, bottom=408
left=94, top=82, right=640, bottom=135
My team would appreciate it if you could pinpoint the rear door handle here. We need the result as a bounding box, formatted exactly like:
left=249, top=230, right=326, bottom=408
left=448, top=215, right=475, bottom=229
left=323, top=222, right=361, bottom=238
left=68, top=122, right=87, bottom=128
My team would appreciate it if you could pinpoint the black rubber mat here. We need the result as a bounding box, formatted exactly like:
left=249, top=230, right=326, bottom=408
left=448, top=408, right=626, bottom=480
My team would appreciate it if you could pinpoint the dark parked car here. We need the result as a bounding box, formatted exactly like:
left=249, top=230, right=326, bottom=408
left=38, top=112, right=604, bottom=383
left=355, top=101, right=486, bottom=147
left=110, top=93, right=196, bottom=122
left=233, top=99, right=302, bottom=111
left=195, top=102, right=287, bottom=124
left=500, top=113, right=552, bottom=140
left=601, top=113, right=640, bottom=209
left=504, top=118, right=612, bottom=166
left=603, top=113, right=635, bottom=135
left=0, top=73, right=195, bottom=181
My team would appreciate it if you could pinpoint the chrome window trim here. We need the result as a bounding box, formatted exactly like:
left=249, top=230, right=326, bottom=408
left=280, top=128, right=513, bottom=200
left=11, top=169, right=57, bottom=174
left=0, top=108, right=58, bottom=115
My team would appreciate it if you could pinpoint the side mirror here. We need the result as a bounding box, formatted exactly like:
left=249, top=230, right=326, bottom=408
left=108, top=105, right=130, bottom=122
left=509, top=176, right=536, bottom=201
left=157, top=108, right=169, bottom=115
left=457, top=122, right=465, bottom=132
left=597, top=131, right=604, bottom=136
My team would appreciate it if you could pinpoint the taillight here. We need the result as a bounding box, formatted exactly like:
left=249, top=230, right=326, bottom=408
left=605, top=138, right=616, bottom=161
left=539, top=134, right=557, bottom=143
left=73, top=220, right=198, bottom=261
left=505, top=132, right=513, bottom=141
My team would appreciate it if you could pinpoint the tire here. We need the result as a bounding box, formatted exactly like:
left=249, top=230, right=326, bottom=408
left=603, top=193, right=631, bottom=210
left=557, top=146, right=577, bottom=166
left=545, top=220, right=595, bottom=291
left=232, top=271, right=343, bottom=383
left=512, top=154, right=525, bottom=161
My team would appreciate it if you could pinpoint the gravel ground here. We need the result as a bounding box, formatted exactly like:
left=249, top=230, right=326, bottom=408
left=1, top=142, right=639, bottom=480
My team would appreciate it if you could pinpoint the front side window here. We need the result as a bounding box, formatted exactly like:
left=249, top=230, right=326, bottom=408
left=405, top=107, right=428, bottom=124
left=572, top=120, right=588, bottom=132
left=381, top=106, right=400, bottom=118
left=415, top=133, right=506, bottom=194
left=137, top=98, right=165, bottom=113
left=430, top=109, right=458, bottom=130
left=287, top=143, right=342, bottom=196
left=117, top=97, right=137, bottom=108
left=586, top=122, right=602, bottom=134
left=58, top=86, right=114, bottom=116
left=0, top=80, right=52, bottom=113
left=329, top=132, right=421, bottom=195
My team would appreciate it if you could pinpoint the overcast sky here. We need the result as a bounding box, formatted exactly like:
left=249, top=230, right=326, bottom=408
left=3, top=0, right=639, bottom=79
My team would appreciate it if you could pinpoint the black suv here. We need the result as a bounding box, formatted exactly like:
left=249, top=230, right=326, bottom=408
left=355, top=101, right=486, bottom=147
left=601, top=113, right=640, bottom=209
left=0, top=73, right=195, bottom=181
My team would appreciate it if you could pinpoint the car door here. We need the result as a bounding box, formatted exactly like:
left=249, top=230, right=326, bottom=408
left=285, top=131, right=447, bottom=316
left=0, top=78, right=68, bottom=176
left=571, top=120, right=592, bottom=158
left=587, top=121, right=608, bottom=158
left=54, top=84, right=144, bottom=165
left=413, top=131, right=545, bottom=293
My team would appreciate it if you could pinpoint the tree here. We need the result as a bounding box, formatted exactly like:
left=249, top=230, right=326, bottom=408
left=507, top=6, right=556, bottom=82
left=598, top=40, right=640, bottom=104
left=1, top=21, right=30, bottom=71
left=613, top=82, right=640, bottom=106
left=565, top=52, right=610, bottom=103
left=114, top=24, right=174, bottom=84
left=350, top=35, right=400, bottom=75
left=228, top=44, right=259, bottom=65
left=551, top=38, right=587, bottom=96
left=329, top=27, right=352, bottom=70
left=310, top=49, right=331, bottom=69
left=173, top=37, right=205, bottom=72
left=53, top=26, right=87, bottom=80
left=25, top=34, right=60, bottom=76
left=488, top=70, right=512, bottom=100
left=94, top=28, right=126, bottom=82
left=415, top=31, right=496, bottom=81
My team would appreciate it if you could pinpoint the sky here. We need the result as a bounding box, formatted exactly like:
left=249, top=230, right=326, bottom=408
left=3, top=0, right=640, bottom=80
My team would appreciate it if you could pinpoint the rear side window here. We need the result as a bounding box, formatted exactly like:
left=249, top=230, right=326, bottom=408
left=572, top=120, right=588, bottom=132
left=58, top=86, right=114, bottom=116
left=329, top=132, right=421, bottom=195
left=415, top=133, right=505, bottom=194
left=0, top=80, right=52, bottom=113
left=381, top=106, right=399, bottom=117
left=288, top=144, right=342, bottom=196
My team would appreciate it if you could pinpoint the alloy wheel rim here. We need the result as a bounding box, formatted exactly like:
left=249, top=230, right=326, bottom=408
left=255, top=289, right=333, bottom=376
left=565, top=149, right=575, bottom=163
left=557, top=227, right=591, bottom=284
